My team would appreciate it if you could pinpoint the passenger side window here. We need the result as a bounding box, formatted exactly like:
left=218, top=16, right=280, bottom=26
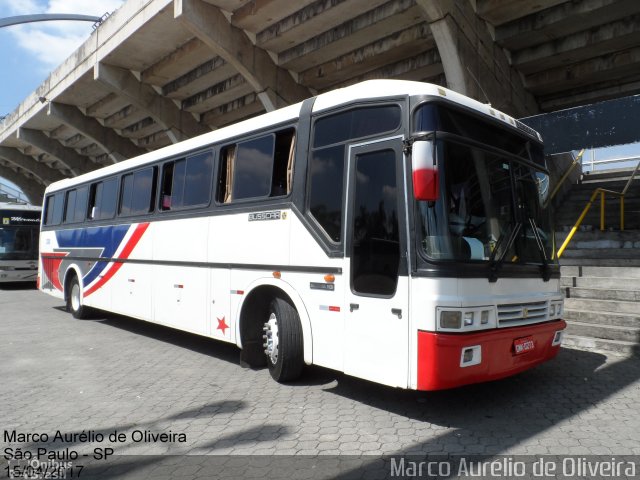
left=88, top=178, right=118, bottom=220
left=63, top=186, right=88, bottom=223
left=120, top=167, right=156, bottom=216
left=160, top=151, right=213, bottom=211
left=217, top=128, right=295, bottom=203
left=44, top=192, right=64, bottom=226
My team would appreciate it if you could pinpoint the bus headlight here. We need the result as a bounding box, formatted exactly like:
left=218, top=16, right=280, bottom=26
left=438, top=307, right=496, bottom=332
left=440, top=311, right=462, bottom=329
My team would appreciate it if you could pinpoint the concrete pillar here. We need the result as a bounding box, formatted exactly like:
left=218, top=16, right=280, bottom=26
left=416, top=0, right=538, bottom=117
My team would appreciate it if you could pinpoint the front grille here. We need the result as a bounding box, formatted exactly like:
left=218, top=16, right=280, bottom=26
left=497, top=301, right=548, bottom=327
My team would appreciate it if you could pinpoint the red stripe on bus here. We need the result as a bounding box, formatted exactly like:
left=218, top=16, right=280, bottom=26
left=84, top=223, right=149, bottom=297
left=41, top=252, right=67, bottom=291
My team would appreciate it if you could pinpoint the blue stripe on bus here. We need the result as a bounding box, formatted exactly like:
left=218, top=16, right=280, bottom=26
left=56, top=225, right=130, bottom=286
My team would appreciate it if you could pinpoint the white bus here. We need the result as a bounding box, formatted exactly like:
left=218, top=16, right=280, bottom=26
left=0, top=201, right=41, bottom=283
left=39, top=80, right=565, bottom=390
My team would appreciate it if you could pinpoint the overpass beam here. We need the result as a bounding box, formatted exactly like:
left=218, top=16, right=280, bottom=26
left=17, top=128, right=93, bottom=176
left=47, top=102, right=146, bottom=163
left=94, top=63, right=209, bottom=143
left=416, top=0, right=537, bottom=117
left=174, top=0, right=311, bottom=111
left=0, top=146, right=65, bottom=186
left=0, top=165, right=44, bottom=205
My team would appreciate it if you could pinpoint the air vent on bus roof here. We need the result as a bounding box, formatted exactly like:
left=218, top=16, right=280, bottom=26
left=515, top=120, right=539, bottom=140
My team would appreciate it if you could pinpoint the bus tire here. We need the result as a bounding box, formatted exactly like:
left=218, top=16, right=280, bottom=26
left=66, top=275, right=89, bottom=319
left=264, top=296, right=304, bottom=383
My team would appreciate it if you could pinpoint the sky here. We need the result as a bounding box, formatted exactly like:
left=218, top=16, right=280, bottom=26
left=0, top=0, right=124, bottom=195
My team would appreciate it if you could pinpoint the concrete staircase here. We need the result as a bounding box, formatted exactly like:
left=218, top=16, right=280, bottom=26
left=554, top=168, right=640, bottom=356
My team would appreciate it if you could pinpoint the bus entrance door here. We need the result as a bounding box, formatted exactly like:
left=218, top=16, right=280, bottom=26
left=343, top=138, right=410, bottom=388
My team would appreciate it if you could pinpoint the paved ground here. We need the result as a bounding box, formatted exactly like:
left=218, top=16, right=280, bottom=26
left=1, top=285, right=640, bottom=479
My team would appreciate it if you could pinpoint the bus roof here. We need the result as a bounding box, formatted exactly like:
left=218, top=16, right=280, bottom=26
left=44, top=80, right=536, bottom=194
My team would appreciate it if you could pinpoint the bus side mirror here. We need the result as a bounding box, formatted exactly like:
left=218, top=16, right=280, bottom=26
left=412, top=140, right=439, bottom=202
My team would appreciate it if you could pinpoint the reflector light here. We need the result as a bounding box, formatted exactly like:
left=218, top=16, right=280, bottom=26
left=273, top=271, right=281, bottom=279
left=463, top=312, right=474, bottom=326
left=324, top=274, right=335, bottom=283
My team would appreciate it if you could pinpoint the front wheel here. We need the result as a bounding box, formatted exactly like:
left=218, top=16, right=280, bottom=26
left=66, top=275, right=89, bottom=319
left=263, top=297, right=304, bottom=382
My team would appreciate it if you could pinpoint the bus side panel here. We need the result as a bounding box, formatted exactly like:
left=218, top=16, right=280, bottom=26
left=39, top=230, right=65, bottom=300
left=287, top=270, right=345, bottom=372
left=109, top=224, right=154, bottom=321
left=209, top=211, right=291, bottom=265
left=152, top=217, right=209, bottom=335
left=288, top=216, right=345, bottom=371
left=208, top=267, right=232, bottom=343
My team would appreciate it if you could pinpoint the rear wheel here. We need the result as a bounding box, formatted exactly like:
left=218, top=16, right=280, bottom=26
left=263, top=297, right=304, bottom=382
left=66, top=275, right=89, bottom=319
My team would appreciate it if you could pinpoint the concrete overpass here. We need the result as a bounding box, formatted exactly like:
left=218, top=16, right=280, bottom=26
left=1, top=0, right=639, bottom=204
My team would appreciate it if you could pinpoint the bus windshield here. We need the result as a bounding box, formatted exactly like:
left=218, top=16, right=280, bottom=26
left=0, top=225, right=39, bottom=260
left=414, top=104, right=554, bottom=269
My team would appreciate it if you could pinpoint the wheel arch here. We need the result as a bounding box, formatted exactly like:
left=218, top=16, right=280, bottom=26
left=236, top=278, right=313, bottom=365
left=62, top=264, right=83, bottom=303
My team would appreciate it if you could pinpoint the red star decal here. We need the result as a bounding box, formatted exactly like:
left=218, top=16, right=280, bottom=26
left=216, top=316, right=229, bottom=335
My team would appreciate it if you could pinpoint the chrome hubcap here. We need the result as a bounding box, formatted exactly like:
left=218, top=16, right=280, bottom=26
left=263, top=312, right=279, bottom=364
left=71, top=283, right=81, bottom=311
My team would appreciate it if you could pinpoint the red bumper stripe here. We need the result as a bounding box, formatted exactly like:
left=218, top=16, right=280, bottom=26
left=417, top=320, right=566, bottom=391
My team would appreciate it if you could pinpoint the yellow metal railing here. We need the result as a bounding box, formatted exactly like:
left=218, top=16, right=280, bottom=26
left=557, top=161, right=640, bottom=258
left=545, top=149, right=585, bottom=207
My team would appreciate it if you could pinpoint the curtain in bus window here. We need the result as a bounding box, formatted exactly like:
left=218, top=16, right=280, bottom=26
left=286, top=135, right=296, bottom=194
left=224, top=146, right=235, bottom=203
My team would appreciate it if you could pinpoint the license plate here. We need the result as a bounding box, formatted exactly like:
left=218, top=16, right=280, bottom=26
left=513, top=336, right=535, bottom=355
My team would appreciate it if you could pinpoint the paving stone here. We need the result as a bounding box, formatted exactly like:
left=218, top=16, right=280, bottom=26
left=1, top=287, right=639, bottom=477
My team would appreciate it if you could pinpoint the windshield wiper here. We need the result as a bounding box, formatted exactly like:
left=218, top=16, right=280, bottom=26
left=488, top=222, right=522, bottom=283
left=528, top=217, right=551, bottom=282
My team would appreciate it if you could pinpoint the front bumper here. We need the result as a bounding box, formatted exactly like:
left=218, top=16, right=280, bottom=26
left=417, top=319, right=566, bottom=390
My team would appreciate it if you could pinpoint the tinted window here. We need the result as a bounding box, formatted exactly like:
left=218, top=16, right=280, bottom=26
left=73, top=187, right=88, bottom=223
left=120, top=168, right=155, bottom=216
left=217, top=129, right=294, bottom=203
left=120, top=173, right=134, bottom=216
left=89, top=178, right=118, bottom=220
left=233, top=135, right=275, bottom=200
left=313, top=105, right=401, bottom=148
left=183, top=152, right=213, bottom=206
left=64, top=189, right=77, bottom=223
left=351, top=149, right=400, bottom=296
left=44, top=192, right=64, bottom=226
left=160, top=152, right=212, bottom=210
left=172, top=160, right=187, bottom=208
left=308, top=145, right=345, bottom=242
left=414, top=104, right=544, bottom=163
